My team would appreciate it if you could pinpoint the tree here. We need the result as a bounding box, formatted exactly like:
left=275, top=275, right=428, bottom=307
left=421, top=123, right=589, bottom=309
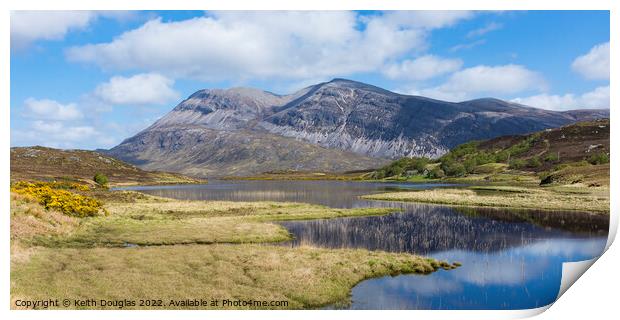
left=427, top=167, right=446, bottom=179
left=463, top=158, right=477, bottom=174
left=93, top=173, right=108, bottom=185
left=440, top=159, right=466, bottom=177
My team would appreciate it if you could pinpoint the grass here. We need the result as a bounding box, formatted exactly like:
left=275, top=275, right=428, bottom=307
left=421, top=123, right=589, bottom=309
left=11, top=188, right=457, bottom=309
left=442, top=171, right=541, bottom=186
left=29, top=196, right=397, bottom=247
left=11, top=244, right=456, bottom=310
left=362, top=185, right=609, bottom=213
left=10, top=193, right=80, bottom=241
left=473, top=163, right=508, bottom=174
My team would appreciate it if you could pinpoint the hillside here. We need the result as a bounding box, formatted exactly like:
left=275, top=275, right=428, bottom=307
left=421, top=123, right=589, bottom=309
left=10, top=146, right=203, bottom=186
left=107, top=78, right=608, bottom=177
left=109, top=127, right=389, bottom=177
left=372, top=119, right=610, bottom=186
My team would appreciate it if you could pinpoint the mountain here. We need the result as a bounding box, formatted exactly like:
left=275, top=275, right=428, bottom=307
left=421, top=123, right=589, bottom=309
left=10, top=146, right=202, bottom=185
left=107, top=79, right=608, bottom=177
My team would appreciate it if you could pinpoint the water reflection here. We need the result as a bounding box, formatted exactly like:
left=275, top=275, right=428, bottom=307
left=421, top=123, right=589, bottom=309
left=117, top=180, right=458, bottom=208
left=120, top=180, right=608, bottom=310
left=351, top=238, right=606, bottom=309
left=280, top=205, right=607, bottom=254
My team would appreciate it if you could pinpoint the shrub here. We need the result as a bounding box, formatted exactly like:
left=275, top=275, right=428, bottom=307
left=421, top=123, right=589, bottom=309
left=463, top=158, right=477, bottom=174
left=94, top=173, right=109, bottom=185
left=527, top=156, right=542, bottom=168
left=544, top=152, right=559, bottom=162
left=11, top=181, right=104, bottom=217
left=388, top=166, right=404, bottom=177
left=427, top=167, right=446, bottom=179
left=440, top=160, right=466, bottom=177
left=508, top=159, right=527, bottom=169
left=506, top=134, right=539, bottom=157
left=494, top=151, right=510, bottom=163
left=374, top=157, right=430, bottom=178
left=447, top=141, right=479, bottom=159
left=372, top=170, right=386, bottom=179
left=471, top=152, right=498, bottom=165
left=588, top=152, right=609, bottom=165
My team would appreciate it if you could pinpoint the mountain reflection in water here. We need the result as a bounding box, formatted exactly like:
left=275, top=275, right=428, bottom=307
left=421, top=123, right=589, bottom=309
left=280, top=205, right=607, bottom=255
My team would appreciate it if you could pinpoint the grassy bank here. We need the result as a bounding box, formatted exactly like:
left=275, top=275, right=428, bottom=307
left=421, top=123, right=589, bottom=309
left=11, top=185, right=457, bottom=309
left=12, top=244, right=456, bottom=309
left=362, top=185, right=609, bottom=213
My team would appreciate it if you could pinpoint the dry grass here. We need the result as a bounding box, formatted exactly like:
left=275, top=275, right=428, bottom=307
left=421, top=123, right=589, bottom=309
left=10, top=193, right=80, bottom=240
left=11, top=244, right=456, bottom=309
left=362, top=185, right=609, bottom=213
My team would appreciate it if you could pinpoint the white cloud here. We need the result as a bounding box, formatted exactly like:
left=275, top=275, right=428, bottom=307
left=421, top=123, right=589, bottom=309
left=466, top=22, right=502, bottom=38
left=416, top=64, right=546, bottom=101
left=571, top=42, right=610, bottom=80
left=14, top=72, right=179, bottom=149
left=66, top=11, right=474, bottom=81
left=379, top=11, right=475, bottom=30
left=449, top=39, right=486, bottom=52
left=23, top=98, right=83, bottom=121
left=31, top=120, right=97, bottom=141
left=11, top=120, right=111, bottom=149
left=94, top=73, right=179, bottom=105
left=11, top=11, right=95, bottom=49
left=383, top=55, right=463, bottom=81
left=512, top=86, right=610, bottom=111
left=11, top=11, right=139, bottom=49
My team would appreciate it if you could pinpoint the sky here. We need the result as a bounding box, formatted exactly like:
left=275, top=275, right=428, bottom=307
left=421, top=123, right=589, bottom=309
left=10, top=10, right=610, bottom=150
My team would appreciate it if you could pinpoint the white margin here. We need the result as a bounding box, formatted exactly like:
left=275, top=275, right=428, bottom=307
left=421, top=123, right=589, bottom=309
left=2, top=1, right=617, bottom=320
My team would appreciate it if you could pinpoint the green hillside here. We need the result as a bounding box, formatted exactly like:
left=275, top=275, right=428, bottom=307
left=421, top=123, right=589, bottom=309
left=371, top=119, right=610, bottom=186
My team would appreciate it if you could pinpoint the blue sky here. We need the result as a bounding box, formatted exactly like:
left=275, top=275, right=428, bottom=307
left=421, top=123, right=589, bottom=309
left=10, top=10, right=610, bottom=150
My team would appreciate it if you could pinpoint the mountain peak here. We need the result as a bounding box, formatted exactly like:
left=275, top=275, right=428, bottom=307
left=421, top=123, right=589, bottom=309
left=188, top=86, right=280, bottom=100
left=316, top=78, right=393, bottom=95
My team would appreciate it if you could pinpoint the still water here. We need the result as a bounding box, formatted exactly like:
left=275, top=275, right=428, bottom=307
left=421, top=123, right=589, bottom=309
left=119, top=180, right=608, bottom=310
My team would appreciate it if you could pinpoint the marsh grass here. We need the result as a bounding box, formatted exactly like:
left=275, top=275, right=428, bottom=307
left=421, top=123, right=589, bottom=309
left=362, top=186, right=609, bottom=213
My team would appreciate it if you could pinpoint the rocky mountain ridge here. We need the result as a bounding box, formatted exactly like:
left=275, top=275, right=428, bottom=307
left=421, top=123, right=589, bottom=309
left=107, top=78, right=608, bottom=176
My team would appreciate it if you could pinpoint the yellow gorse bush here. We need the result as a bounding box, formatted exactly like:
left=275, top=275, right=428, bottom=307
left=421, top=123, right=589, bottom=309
left=11, top=181, right=104, bottom=217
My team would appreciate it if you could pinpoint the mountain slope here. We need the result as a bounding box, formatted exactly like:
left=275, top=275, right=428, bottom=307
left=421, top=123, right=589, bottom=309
left=10, top=146, right=202, bottom=185
left=107, top=78, right=608, bottom=177
left=109, top=126, right=388, bottom=177
left=261, top=79, right=606, bottom=158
